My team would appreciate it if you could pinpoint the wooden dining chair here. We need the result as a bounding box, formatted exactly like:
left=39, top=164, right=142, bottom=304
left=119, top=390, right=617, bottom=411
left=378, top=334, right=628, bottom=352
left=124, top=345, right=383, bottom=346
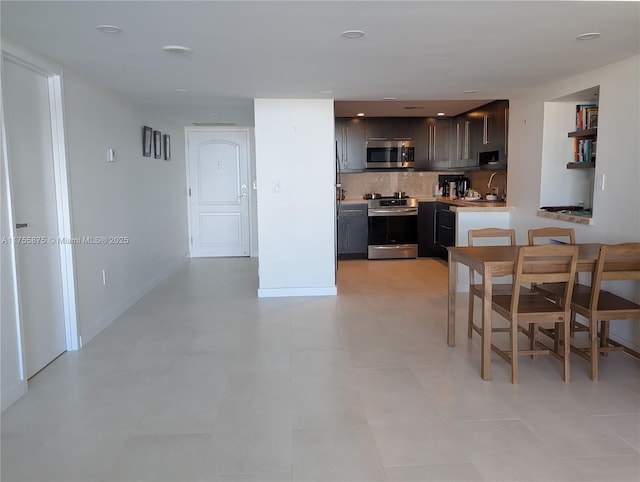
left=467, top=228, right=528, bottom=338
left=490, top=244, right=578, bottom=384
left=569, top=242, right=640, bottom=381
left=527, top=227, right=591, bottom=347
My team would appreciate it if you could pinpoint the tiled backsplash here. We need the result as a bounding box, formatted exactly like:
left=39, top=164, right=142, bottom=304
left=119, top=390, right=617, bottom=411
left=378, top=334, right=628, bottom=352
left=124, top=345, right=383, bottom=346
left=340, top=171, right=443, bottom=199
left=340, top=170, right=507, bottom=200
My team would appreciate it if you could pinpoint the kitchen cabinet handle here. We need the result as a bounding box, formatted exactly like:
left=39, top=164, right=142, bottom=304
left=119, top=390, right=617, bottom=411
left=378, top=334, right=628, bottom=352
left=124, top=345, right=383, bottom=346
left=393, top=137, right=412, bottom=141
left=368, top=137, right=388, bottom=141
left=456, top=123, right=461, bottom=160
left=505, top=107, right=509, bottom=156
left=483, top=115, right=488, bottom=145
left=464, top=121, right=470, bottom=159
left=432, top=125, right=436, bottom=160
left=15, top=223, right=28, bottom=229
left=344, top=126, right=349, bottom=167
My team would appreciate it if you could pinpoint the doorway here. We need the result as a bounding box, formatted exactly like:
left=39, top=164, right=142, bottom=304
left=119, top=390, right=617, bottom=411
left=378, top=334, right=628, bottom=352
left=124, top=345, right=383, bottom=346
left=186, top=128, right=251, bottom=257
left=2, top=46, right=78, bottom=382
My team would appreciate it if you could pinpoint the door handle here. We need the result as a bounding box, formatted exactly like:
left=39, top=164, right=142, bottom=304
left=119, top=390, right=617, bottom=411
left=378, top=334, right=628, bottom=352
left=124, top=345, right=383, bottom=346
left=238, top=193, right=247, bottom=199
left=16, top=223, right=28, bottom=229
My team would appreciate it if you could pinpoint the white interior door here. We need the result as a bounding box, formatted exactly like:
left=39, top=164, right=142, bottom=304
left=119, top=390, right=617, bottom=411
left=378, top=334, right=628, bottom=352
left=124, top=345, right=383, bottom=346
left=188, top=128, right=250, bottom=257
left=3, top=57, right=66, bottom=378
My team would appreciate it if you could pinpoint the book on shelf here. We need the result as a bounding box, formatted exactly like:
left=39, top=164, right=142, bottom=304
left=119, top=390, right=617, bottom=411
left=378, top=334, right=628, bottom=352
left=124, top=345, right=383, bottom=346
left=573, top=138, right=596, bottom=163
left=575, top=104, right=598, bottom=131
left=585, top=107, right=598, bottom=129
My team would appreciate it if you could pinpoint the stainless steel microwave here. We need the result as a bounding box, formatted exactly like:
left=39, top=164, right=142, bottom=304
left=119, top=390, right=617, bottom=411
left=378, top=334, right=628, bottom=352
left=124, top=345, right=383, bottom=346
left=366, top=140, right=415, bottom=169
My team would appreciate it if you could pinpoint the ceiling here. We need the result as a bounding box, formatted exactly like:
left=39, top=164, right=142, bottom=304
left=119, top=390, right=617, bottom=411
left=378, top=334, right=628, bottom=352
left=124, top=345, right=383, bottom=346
left=2, top=1, right=638, bottom=126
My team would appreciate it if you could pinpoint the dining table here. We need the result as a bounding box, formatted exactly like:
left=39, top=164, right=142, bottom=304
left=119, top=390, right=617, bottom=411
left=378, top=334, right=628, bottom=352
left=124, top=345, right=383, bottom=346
left=447, top=243, right=602, bottom=380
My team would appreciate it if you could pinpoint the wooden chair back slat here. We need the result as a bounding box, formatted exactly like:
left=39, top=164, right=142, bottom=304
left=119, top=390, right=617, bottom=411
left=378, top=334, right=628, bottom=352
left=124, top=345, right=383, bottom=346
left=468, top=228, right=516, bottom=246
left=589, top=243, right=640, bottom=311
left=512, top=245, right=579, bottom=313
left=528, top=227, right=576, bottom=245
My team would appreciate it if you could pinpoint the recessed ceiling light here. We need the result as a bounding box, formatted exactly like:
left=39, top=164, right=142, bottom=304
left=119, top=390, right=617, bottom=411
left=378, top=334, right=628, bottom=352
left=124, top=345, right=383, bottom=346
left=175, top=88, right=189, bottom=93
left=576, top=32, right=601, bottom=41
left=356, top=112, right=365, bottom=117
left=208, top=113, right=218, bottom=117
left=96, top=25, right=122, bottom=34
left=382, top=97, right=397, bottom=101
left=463, top=90, right=478, bottom=94
left=342, top=30, right=365, bottom=39
left=162, top=45, right=193, bottom=54
left=437, top=112, right=446, bottom=116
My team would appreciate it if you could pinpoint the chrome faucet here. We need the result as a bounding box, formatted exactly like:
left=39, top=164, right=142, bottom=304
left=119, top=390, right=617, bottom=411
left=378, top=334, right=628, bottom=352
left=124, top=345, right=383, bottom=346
left=487, top=171, right=507, bottom=200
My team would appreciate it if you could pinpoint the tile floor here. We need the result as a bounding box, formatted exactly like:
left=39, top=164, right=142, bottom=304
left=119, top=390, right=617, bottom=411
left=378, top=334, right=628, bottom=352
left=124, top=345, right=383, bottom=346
left=1, top=258, right=639, bottom=482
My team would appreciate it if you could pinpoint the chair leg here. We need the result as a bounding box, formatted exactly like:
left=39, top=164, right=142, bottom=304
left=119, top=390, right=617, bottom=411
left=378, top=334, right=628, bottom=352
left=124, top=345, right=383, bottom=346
left=554, top=322, right=561, bottom=352
left=467, top=292, right=475, bottom=338
left=570, top=311, right=578, bottom=336
left=562, top=318, right=570, bottom=383
left=529, top=323, right=538, bottom=359
left=589, top=317, right=599, bottom=381
left=600, top=321, right=610, bottom=357
left=511, top=319, right=519, bottom=384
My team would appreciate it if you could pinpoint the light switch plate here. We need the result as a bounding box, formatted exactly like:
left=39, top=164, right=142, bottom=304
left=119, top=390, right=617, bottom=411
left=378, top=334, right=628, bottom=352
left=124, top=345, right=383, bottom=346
left=596, top=173, right=605, bottom=191
left=107, top=148, right=116, bottom=163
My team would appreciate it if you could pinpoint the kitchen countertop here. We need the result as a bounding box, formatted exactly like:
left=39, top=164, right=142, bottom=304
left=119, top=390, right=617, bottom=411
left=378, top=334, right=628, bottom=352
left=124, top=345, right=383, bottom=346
left=340, top=197, right=513, bottom=212
left=416, top=197, right=514, bottom=212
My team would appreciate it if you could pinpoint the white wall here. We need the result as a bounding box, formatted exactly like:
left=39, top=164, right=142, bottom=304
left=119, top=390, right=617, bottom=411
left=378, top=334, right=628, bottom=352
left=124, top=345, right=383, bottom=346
left=254, top=99, right=336, bottom=297
left=508, top=55, right=640, bottom=349
left=63, top=71, right=189, bottom=343
left=1, top=45, right=189, bottom=410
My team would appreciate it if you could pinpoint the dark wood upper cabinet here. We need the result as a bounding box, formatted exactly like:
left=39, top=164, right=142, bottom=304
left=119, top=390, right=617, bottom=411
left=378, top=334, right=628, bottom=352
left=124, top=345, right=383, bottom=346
left=365, top=117, right=418, bottom=141
left=335, top=118, right=366, bottom=172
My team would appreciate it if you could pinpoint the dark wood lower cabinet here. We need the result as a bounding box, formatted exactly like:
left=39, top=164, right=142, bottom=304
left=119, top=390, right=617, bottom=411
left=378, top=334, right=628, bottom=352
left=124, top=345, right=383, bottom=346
left=418, top=202, right=438, bottom=257
left=337, top=204, right=368, bottom=259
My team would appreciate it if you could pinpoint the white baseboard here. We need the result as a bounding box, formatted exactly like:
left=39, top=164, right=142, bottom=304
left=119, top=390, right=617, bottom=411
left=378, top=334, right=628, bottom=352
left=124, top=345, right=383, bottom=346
left=258, top=286, right=337, bottom=298
left=80, top=255, right=188, bottom=345
left=1, top=379, right=27, bottom=413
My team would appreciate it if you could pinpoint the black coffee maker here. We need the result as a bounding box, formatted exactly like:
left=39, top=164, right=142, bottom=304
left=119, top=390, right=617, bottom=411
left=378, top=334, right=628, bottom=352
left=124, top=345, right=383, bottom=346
left=456, top=177, right=470, bottom=199
left=438, top=174, right=471, bottom=197
left=439, top=174, right=469, bottom=198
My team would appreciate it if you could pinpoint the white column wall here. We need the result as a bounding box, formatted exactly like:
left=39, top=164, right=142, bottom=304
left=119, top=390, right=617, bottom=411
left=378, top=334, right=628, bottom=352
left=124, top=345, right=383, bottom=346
left=254, top=99, right=336, bottom=297
left=508, top=55, right=640, bottom=350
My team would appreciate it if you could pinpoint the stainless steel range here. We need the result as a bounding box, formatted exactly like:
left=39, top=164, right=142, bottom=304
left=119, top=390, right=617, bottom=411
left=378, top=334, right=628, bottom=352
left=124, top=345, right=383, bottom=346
left=367, top=196, right=418, bottom=259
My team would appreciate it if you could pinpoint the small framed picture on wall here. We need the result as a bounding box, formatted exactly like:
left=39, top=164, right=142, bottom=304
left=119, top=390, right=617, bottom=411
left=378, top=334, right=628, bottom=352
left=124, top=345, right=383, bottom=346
left=142, top=126, right=152, bottom=157
left=164, top=134, right=171, bottom=161
left=153, top=130, right=162, bottom=159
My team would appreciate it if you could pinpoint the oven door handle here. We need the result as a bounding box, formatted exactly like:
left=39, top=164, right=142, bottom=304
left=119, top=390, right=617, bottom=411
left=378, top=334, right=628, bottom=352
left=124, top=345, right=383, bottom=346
left=368, top=208, right=418, bottom=216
